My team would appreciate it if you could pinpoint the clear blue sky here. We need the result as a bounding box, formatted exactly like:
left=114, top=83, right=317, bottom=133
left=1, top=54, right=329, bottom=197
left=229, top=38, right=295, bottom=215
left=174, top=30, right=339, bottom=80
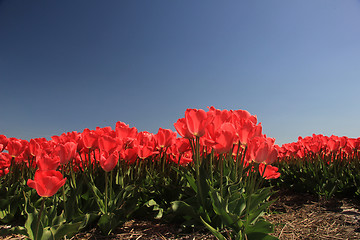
left=1, top=0, right=360, bottom=145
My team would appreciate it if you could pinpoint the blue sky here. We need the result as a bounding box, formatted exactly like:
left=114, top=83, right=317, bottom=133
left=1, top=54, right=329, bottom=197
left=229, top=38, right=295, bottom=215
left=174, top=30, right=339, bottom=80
left=1, top=0, right=360, bottom=145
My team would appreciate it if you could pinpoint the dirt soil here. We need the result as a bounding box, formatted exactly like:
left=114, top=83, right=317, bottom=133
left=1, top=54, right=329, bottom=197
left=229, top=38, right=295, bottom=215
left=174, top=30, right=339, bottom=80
left=1, top=190, right=359, bottom=239
left=264, top=189, right=360, bottom=240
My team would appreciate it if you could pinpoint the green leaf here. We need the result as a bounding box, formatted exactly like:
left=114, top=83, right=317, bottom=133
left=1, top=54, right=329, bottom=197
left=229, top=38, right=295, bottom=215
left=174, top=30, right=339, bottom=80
left=51, top=221, right=83, bottom=240
left=248, top=200, right=274, bottom=225
left=200, top=216, right=227, bottom=240
left=97, top=212, right=123, bottom=235
left=85, top=177, right=105, bottom=213
left=72, top=212, right=100, bottom=230
left=51, top=211, right=66, bottom=227
left=0, top=211, right=15, bottom=224
left=171, top=201, right=197, bottom=219
left=0, top=226, right=27, bottom=236
left=235, top=230, right=244, bottom=240
left=24, top=212, right=36, bottom=239
left=198, top=164, right=210, bottom=203
left=40, top=227, right=53, bottom=240
left=245, top=219, right=274, bottom=234
left=184, top=173, right=197, bottom=192
left=210, top=190, right=239, bottom=229
left=145, top=199, right=163, bottom=219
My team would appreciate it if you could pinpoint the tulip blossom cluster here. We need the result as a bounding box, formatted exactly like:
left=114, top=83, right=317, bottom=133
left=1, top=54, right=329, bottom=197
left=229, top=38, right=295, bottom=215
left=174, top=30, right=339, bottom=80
left=0, top=107, right=282, bottom=197
left=278, top=134, right=360, bottom=160
left=174, top=107, right=280, bottom=178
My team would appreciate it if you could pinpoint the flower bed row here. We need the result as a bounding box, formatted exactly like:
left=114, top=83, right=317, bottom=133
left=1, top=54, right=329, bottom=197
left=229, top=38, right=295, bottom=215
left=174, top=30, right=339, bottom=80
left=0, top=107, right=280, bottom=240
left=274, top=134, right=360, bottom=198
left=1, top=107, right=359, bottom=239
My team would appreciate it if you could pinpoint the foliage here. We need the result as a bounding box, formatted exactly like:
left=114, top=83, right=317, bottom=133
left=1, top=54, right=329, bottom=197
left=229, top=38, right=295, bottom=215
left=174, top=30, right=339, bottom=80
left=274, top=134, right=360, bottom=199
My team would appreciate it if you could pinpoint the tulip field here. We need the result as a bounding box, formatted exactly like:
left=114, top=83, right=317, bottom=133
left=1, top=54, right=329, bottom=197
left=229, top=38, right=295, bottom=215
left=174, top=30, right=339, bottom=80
left=0, top=107, right=359, bottom=239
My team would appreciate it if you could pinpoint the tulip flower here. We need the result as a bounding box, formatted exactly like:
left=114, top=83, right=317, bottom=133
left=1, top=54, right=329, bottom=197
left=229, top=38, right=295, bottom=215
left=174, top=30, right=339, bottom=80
left=249, top=137, right=278, bottom=164
left=27, top=170, right=66, bottom=197
left=155, top=128, right=177, bottom=149
left=259, top=163, right=280, bottom=179
left=36, top=151, right=60, bottom=170
left=57, top=142, right=78, bottom=165
left=232, top=109, right=257, bottom=124
left=327, top=138, right=340, bottom=152
left=137, top=131, right=156, bottom=148
left=81, top=128, right=99, bottom=149
left=0, top=135, right=8, bottom=152
left=174, top=138, right=191, bottom=153
left=6, top=138, right=26, bottom=158
left=99, top=150, right=119, bottom=172
left=0, top=152, right=11, bottom=177
left=115, top=121, right=138, bottom=141
left=174, top=118, right=193, bottom=139
left=212, top=123, right=236, bottom=154
left=137, top=145, right=155, bottom=159
left=29, top=139, right=40, bottom=157
left=98, top=135, right=120, bottom=154
left=122, top=147, right=138, bottom=164
left=185, top=108, right=212, bottom=138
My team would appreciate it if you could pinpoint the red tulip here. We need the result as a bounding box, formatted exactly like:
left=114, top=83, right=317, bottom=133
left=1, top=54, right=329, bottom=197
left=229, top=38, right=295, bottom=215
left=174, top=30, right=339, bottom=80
left=115, top=121, right=138, bottom=140
left=232, top=109, right=257, bottom=124
left=95, top=126, right=115, bottom=138
left=174, top=138, right=191, bottom=153
left=52, top=131, right=80, bottom=144
left=99, top=150, right=119, bottom=172
left=207, top=107, right=232, bottom=128
left=259, top=163, right=280, bottom=179
left=171, top=151, right=193, bottom=165
left=249, top=137, right=278, bottom=164
left=36, top=151, right=60, bottom=170
left=185, top=108, right=212, bottom=138
left=27, top=170, right=66, bottom=197
left=339, top=136, right=348, bottom=148
left=137, top=145, right=155, bottom=159
left=0, top=135, right=8, bottom=152
left=234, top=119, right=257, bottom=145
left=348, top=138, right=360, bottom=150
left=98, top=135, right=120, bottom=154
left=122, top=148, right=138, bottom=164
left=81, top=128, right=98, bottom=149
left=174, top=118, right=193, bottom=139
left=0, top=152, right=11, bottom=177
left=137, top=131, right=156, bottom=148
left=29, top=139, right=40, bottom=157
left=6, top=138, right=26, bottom=158
left=212, top=123, right=236, bottom=154
left=57, top=142, right=78, bottom=165
left=156, top=128, right=177, bottom=149
left=327, top=138, right=340, bottom=152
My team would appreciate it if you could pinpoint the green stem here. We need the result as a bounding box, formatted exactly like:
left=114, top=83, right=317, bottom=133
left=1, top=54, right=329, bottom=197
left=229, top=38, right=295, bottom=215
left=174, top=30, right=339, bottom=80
left=35, top=198, right=45, bottom=240
left=105, top=171, right=108, bottom=214
left=88, top=150, right=92, bottom=175
left=239, top=146, right=247, bottom=181
left=61, top=168, right=67, bottom=218
left=110, top=170, right=113, bottom=200
left=219, top=154, right=223, bottom=197
left=234, top=143, right=239, bottom=181
left=160, top=148, right=165, bottom=173
left=245, top=162, right=256, bottom=226
left=194, top=137, right=205, bottom=207
left=195, top=137, right=200, bottom=179
left=209, top=149, right=214, bottom=186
